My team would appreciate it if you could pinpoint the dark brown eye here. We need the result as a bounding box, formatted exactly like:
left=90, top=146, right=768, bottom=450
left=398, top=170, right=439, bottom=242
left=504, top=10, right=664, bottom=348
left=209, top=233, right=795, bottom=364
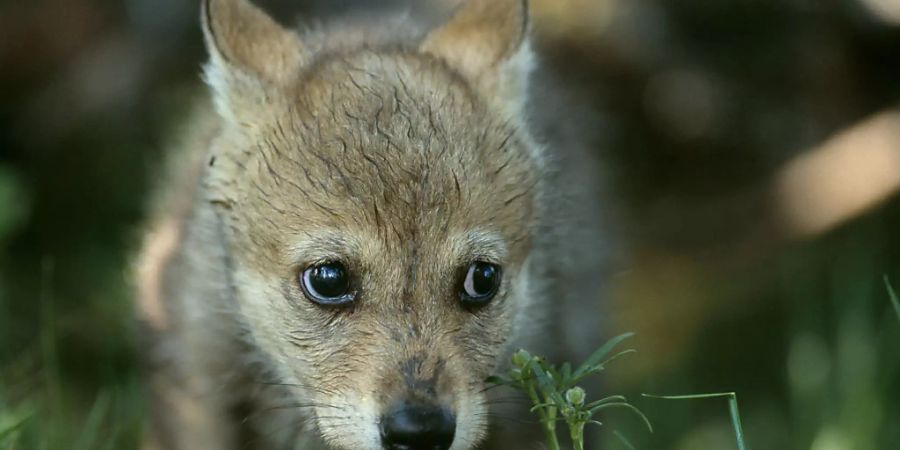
left=460, top=262, right=502, bottom=306
left=301, top=262, right=353, bottom=306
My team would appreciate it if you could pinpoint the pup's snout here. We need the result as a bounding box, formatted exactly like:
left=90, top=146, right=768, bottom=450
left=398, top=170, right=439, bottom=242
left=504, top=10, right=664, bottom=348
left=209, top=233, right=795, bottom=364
left=380, top=401, right=456, bottom=450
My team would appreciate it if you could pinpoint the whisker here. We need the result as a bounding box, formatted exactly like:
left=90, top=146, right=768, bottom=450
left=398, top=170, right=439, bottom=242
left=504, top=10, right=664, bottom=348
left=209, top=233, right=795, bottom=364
left=258, top=381, right=340, bottom=397
left=482, top=397, right=529, bottom=405
left=313, top=415, right=353, bottom=421
left=477, top=382, right=513, bottom=394
left=246, top=409, right=320, bottom=449
left=474, top=413, right=537, bottom=425
left=241, top=402, right=340, bottom=424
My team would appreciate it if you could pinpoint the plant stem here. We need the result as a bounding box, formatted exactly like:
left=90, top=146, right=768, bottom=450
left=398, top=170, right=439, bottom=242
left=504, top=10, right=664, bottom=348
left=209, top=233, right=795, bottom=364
left=525, top=383, right=560, bottom=450
left=727, top=394, right=747, bottom=450
left=545, top=406, right=560, bottom=450
left=568, top=420, right=585, bottom=450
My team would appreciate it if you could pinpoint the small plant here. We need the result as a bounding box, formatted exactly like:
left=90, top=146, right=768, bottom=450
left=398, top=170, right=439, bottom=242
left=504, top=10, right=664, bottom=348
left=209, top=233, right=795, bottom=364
left=488, top=333, right=652, bottom=450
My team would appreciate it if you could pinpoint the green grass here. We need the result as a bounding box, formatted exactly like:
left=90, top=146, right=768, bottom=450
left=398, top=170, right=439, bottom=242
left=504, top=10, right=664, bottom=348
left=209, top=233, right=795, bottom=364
left=0, top=262, right=143, bottom=449
left=492, top=272, right=900, bottom=449
left=885, top=276, right=900, bottom=323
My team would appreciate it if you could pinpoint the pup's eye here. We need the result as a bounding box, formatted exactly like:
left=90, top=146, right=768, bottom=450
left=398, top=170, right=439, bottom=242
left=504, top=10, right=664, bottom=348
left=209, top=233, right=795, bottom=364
left=460, top=262, right=502, bottom=306
left=300, top=262, right=353, bottom=306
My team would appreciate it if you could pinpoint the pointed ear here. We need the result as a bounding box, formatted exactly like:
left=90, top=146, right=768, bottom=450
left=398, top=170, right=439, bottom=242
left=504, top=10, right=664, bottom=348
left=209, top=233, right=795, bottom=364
left=421, top=0, right=531, bottom=82
left=201, top=0, right=305, bottom=121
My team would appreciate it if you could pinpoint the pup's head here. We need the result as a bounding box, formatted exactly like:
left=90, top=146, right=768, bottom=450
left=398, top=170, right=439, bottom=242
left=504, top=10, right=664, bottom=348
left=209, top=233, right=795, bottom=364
left=201, top=0, right=542, bottom=448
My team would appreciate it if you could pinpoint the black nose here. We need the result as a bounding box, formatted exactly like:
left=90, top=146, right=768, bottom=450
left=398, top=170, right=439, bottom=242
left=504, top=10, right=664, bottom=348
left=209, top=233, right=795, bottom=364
left=380, top=402, right=456, bottom=450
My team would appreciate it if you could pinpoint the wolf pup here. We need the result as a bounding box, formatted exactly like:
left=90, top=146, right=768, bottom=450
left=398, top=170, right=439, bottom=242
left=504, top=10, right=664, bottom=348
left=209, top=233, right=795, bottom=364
left=137, top=0, right=608, bottom=448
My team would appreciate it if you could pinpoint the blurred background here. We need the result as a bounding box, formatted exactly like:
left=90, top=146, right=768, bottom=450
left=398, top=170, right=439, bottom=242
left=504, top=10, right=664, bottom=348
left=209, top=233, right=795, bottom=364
left=1, top=0, right=899, bottom=448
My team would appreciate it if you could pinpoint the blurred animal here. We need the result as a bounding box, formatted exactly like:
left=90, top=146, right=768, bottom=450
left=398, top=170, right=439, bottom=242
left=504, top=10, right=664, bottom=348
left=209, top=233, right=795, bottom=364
left=136, top=0, right=608, bottom=448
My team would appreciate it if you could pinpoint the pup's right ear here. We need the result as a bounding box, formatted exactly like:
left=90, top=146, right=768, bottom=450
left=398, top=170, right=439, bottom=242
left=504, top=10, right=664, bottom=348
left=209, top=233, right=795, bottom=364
left=201, top=0, right=305, bottom=123
left=421, top=0, right=533, bottom=116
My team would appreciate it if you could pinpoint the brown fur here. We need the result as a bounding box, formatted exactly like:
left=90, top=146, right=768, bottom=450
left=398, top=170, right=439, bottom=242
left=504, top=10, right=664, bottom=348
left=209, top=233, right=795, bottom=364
left=137, top=0, right=606, bottom=449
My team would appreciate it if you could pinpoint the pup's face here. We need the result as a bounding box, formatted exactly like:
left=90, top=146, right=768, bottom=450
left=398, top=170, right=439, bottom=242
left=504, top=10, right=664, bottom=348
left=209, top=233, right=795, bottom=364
left=202, top=1, right=540, bottom=448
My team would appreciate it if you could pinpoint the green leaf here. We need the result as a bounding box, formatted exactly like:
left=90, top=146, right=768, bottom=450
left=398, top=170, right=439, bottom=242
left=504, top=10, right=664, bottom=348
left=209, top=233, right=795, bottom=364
left=571, top=349, right=637, bottom=385
left=530, top=403, right=554, bottom=412
left=560, top=362, right=572, bottom=385
left=585, top=395, right=628, bottom=408
left=573, top=332, right=635, bottom=380
left=547, top=365, right=562, bottom=384
left=589, top=402, right=653, bottom=433
left=531, top=363, right=565, bottom=405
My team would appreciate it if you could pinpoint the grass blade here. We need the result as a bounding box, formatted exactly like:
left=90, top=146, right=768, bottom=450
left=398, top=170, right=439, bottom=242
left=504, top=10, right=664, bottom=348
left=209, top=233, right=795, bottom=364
left=0, top=413, right=32, bottom=443
left=885, top=275, right=900, bottom=323
left=643, top=392, right=747, bottom=450
left=73, top=391, right=111, bottom=450
left=727, top=394, right=746, bottom=450
left=612, top=429, right=637, bottom=450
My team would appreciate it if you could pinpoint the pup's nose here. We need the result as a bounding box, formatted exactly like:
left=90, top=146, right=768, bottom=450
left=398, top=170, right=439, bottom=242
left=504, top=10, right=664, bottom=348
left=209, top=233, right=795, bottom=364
left=380, top=402, right=456, bottom=450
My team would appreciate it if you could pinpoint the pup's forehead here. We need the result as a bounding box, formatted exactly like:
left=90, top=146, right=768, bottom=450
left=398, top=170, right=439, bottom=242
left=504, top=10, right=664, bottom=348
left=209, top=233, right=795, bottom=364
left=277, top=52, right=534, bottom=205
left=303, top=50, right=471, bottom=99
left=229, top=51, right=538, bottom=265
left=295, top=50, right=481, bottom=134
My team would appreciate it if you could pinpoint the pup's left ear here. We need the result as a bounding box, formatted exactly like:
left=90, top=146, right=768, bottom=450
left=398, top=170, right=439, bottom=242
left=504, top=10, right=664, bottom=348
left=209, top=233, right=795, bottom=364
left=421, top=0, right=533, bottom=105
left=201, top=0, right=306, bottom=122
